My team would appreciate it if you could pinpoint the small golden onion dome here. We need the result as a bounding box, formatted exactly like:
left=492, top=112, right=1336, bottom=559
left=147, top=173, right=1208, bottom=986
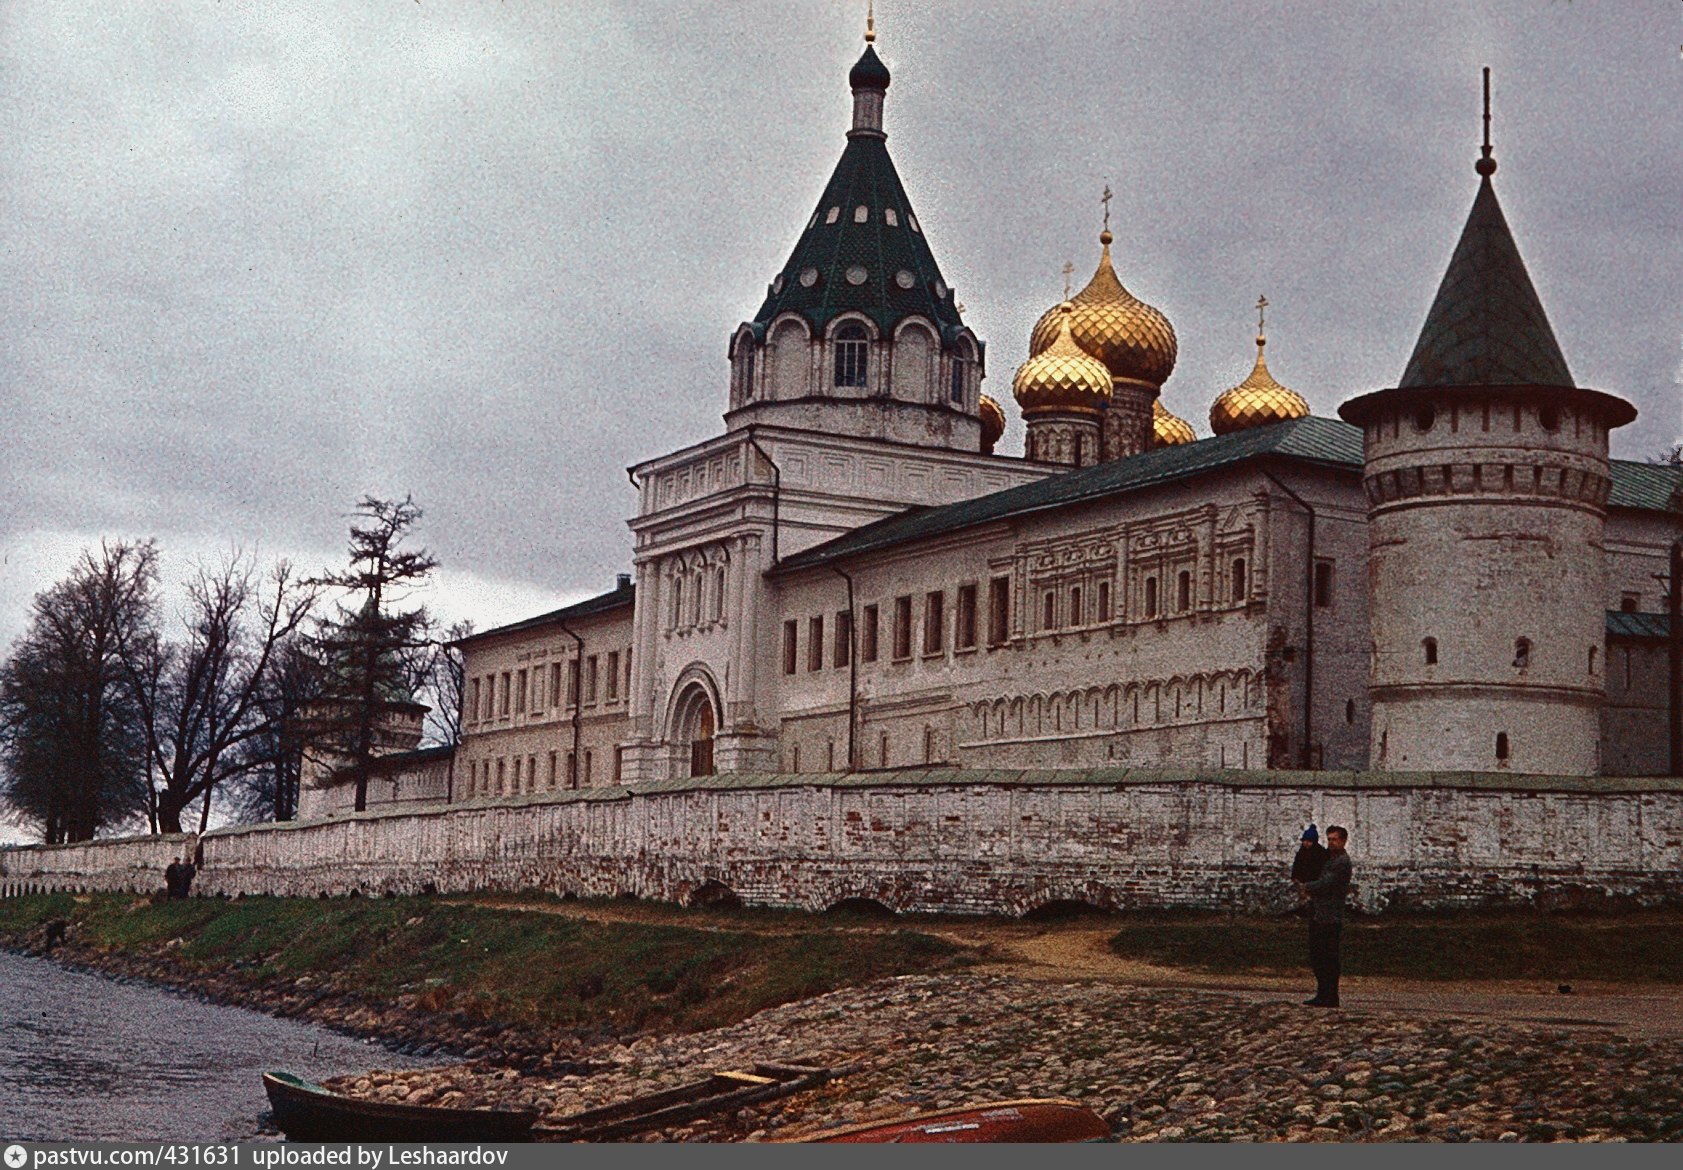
left=1012, top=302, right=1113, bottom=416
left=1029, top=231, right=1178, bottom=389
left=978, top=393, right=1007, bottom=452
left=1209, top=331, right=1310, bottom=435
left=1152, top=398, right=1196, bottom=447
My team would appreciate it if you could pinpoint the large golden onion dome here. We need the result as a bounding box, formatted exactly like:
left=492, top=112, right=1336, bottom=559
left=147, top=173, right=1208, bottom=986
left=1152, top=398, right=1196, bottom=447
left=1029, top=230, right=1178, bottom=389
left=1013, top=302, right=1114, bottom=415
left=978, top=393, right=1007, bottom=452
left=1209, top=298, right=1309, bottom=434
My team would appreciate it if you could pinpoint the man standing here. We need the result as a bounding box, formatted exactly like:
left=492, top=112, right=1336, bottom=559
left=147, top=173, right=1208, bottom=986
left=1300, top=824, right=1352, bottom=1007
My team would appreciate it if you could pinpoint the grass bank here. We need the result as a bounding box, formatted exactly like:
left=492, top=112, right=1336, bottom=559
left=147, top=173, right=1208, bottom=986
left=0, top=893, right=971, bottom=1065
left=1107, top=909, right=1683, bottom=983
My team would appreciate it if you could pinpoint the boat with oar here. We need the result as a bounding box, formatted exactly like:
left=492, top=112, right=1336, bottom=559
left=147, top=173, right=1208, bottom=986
left=262, top=1072, right=542, bottom=1143
left=796, top=1098, right=1112, bottom=1143
left=535, top=1060, right=837, bottom=1141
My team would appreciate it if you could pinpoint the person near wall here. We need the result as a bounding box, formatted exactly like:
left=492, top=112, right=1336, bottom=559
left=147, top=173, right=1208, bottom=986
left=1299, top=824, right=1352, bottom=1007
left=1291, top=824, right=1327, bottom=907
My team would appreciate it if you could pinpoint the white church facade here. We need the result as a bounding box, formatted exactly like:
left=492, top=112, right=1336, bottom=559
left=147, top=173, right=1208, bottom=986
left=300, top=37, right=1679, bottom=819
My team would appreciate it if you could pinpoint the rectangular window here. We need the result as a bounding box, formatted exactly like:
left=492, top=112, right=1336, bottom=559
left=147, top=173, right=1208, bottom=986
left=624, top=649, right=632, bottom=694
left=606, top=651, right=620, bottom=700
left=585, top=655, right=599, bottom=702
left=988, top=577, right=1010, bottom=645
left=548, top=751, right=558, bottom=789
left=483, top=676, right=495, bottom=720
left=834, top=610, right=852, bottom=667
left=783, top=620, right=799, bottom=675
left=499, top=672, right=511, bottom=716
left=566, top=751, right=577, bottom=788
left=584, top=750, right=593, bottom=785
left=1042, top=590, right=1057, bottom=631
left=1314, top=560, right=1335, bottom=608
left=469, top=678, right=481, bottom=723
left=568, top=659, right=580, bottom=706
left=1097, top=580, right=1111, bottom=621
left=956, top=584, right=978, bottom=650
left=923, top=590, right=945, bottom=654
left=515, top=669, right=527, bottom=714
left=808, top=615, right=824, bottom=671
left=495, top=757, right=506, bottom=794
left=614, top=746, right=624, bottom=783
left=550, top=662, right=561, bottom=709
left=531, top=667, right=544, bottom=710
left=526, top=754, right=536, bottom=793
left=861, top=604, right=879, bottom=663
left=893, top=595, right=913, bottom=659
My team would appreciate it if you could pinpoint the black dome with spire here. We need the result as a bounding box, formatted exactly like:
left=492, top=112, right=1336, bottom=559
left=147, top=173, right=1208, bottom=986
left=849, top=44, right=891, bottom=90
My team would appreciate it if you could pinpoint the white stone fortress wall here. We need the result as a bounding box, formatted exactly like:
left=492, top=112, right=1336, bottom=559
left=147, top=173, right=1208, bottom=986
left=4, top=769, right=1681, bottom=914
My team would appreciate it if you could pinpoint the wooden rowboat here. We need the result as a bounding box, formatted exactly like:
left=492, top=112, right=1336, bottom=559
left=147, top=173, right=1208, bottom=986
left=262, top=1071, right=542, bottom=1143
left=535, top=1060, right=836, bottom=1142
left=800, top=1098, right=1111, bottom=1143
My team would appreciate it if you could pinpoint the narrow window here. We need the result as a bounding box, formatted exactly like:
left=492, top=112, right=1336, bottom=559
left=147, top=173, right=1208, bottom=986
left=469, top=679, right=481, bottom=724
left=613, top=746, right=623, bottom=783
left=548, top=752, right=558, bottom=789
left=879, top=731, right=890, bottom=767
left=1495, top=732, right=1510, bottom=761
left=853, top=204, right=868, bottom=223
left=826, top=740, right=836, bottom=770
left=671, top=577, right=683, bottom=627
left=834, top=323, right=869, bottom=388
left=884, top=208, right=898, bottom=227
left=500, top=672, right=511, bottom=716
left=924, top=590, right=945, bottom=654
left=1097, top=581, right=1111, bottom=622
left=585, top=655, right=599, bottom=702
left=515, top=669, right=528, bottom=713
left=549, top=663, right=561, bottom=709
left=956, top=584, right=978, bottom=649
left=923, top=726, right=935, bottom=764
left=791, top=745, right=801, bottom=771
left=949, top=358, right=965, bottom=404
left=783, top=619, right=798, bottom=674
left=1314, top=561, right=1335, bottom=608
left=690, top=571, right=703, bottom=626
left=496, top=758, right=506, bottom=794
left=531, top=667, right=545, bottom=710
left=1588, top=646, right=1598, bottom=675
left=808, top=615, right=824, bottom=671
left=584, top=750, right=593, bottom=785
left=825, top=206, right=840, bottom=224
left=1043, top=590, right=1057, bottom=631
left=988, top=577, right=1010, bottom=645
left=835, top=609, right=852, bottom=667
left=1513, top=637, right=1531, bottom=669
left=606, top=650, right=620, bottom=699
left=1144, top=576, right=1158, bottom=618
left=566, top=751, right=577, bottom=788
left=1176, top=570, right=1191, bottom=613
left=482, top=676, right=495, bottom=720
left=1423, top=637, right=1438, bottom=665
left=893, top=595, right=913, bottom=659
left=1345, top=698, right=1355, bottom=724
left=1070, top=586, right=1083, bottom=626
left=740, top=347, right=755, bottom=400
left=861, top=604, right=880, bottom=662
left=527, top=754, right=537, bottom=793
left=1232, top=558, right=1248, bottom=602
left=568, top=659, right=580, bottom=706
left=713, top=567, right=726, bottom=622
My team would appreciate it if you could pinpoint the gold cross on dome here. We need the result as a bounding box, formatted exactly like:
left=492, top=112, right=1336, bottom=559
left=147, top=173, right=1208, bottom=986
left=1062, top=260, right=1074, bottom=298
left=1256, top=294, right=1269, bottom=337
left=1101, top=185, right=1113, bottom=232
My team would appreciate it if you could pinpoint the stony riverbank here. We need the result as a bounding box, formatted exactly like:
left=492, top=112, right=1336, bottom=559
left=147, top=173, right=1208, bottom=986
left=343, top=973, right=1683, bottom=1143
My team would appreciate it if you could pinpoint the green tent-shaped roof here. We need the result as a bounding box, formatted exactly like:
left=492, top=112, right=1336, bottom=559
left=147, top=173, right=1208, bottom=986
left=1398, top=173, right=1574, bottom=389
left=751, top=47, right=966, bottom=342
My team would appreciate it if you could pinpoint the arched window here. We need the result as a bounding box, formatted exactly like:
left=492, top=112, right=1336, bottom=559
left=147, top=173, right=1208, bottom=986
left=1069, top=586, right=1082, bottom=626
left=949, top=357, right=965, bottom=403
left=1144, top=576, right=1158, bottom=618
left=671, top=576, right=684, bottom=628
left=834, top=323, right=869, bottom=388
left=1177, top=570, right=1191, bottom=612
left=1097, top=581, right=1111, bottom=621
left=713, top=567, right=727, bottom=623
left=738, top=345, right=755, bottom=400
left=1232, top=558, right=1247, bottom=602
left=1423, top=637, right=1438, bottom=665
left=1042, top=591, right=1056, bottom=630
left=1514, top=637, right=1532, bottom=669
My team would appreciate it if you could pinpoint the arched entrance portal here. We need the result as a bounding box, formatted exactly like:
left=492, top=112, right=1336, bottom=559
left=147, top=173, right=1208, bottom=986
left=673, top=681, right=718, bottom=778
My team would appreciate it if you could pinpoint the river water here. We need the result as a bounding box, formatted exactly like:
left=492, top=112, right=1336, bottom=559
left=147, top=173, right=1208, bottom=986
left=0, top=950, right=436, bottom=1142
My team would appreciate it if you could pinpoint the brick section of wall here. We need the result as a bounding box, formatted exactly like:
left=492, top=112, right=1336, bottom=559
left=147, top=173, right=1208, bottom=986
left=4, top=769, right=1682, bottom=914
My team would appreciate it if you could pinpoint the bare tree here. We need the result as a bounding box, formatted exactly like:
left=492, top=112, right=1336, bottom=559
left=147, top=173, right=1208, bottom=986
left=0, top=542, right=157, bottom=842
left=421, top=619, right=473, bottom=747
left=227, top=636, right=321, bottom=823
left=306, top=496, right=439, bottom=812
left=121, top=555, right=318, bottom=834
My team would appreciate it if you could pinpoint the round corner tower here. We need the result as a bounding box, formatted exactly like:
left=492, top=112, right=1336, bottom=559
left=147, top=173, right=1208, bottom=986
left=1340, top=88, right=1636, bottom=775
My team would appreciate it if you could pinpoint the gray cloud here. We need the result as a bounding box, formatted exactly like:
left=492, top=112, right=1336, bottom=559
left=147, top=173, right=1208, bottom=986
left=3, top=0, right=1679, bottom=650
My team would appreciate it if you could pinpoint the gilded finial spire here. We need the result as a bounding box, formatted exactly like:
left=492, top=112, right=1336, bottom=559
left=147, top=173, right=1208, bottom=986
left=1476, top=66, right=1497, bottom=177
left=1101, top=184, right=1112, bottom=231
left=865, top=0, right=875, bottom=43
left=1256, top=294, right=1269, bottom=348
left=1062, top=260, right=1074, bottom=298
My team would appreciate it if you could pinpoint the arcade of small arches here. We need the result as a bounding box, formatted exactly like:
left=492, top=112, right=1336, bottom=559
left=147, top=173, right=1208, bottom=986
left=731, top=313, right=979, bottom=412
left=965, top=670, right=1264, bottom=744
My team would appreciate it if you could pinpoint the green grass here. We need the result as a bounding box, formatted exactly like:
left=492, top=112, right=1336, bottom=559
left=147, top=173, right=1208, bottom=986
left=1106, top=909, right=1683, bottom=983
left=0, top=893, right=970, bottom=1037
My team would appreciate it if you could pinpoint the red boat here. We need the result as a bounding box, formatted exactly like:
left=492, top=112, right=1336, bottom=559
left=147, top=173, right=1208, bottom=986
left=801, top=1098, right=1111, bottom=1143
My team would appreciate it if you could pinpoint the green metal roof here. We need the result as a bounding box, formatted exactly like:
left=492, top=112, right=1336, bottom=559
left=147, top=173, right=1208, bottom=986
left=776, top=415, right=1683, bottom=573
left=1606, top=610, right=1669, bottom=641
left=457, top=581, right=634, bottom=646
left=1399, top=173, right=1574, bottom=390
left=751, top=127, right=965, bottom=342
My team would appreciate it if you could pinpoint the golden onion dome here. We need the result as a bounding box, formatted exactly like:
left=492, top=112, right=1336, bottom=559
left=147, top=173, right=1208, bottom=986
left=1029, top=230, right=1178, bottom=389
left=1012, top=302, right=1113, bottom=416
left=1210, top=304, right=1310, bottom=434
left=978, top=393, right=1007, bottom=452
left=1152, top=398, right=1196, bottom=447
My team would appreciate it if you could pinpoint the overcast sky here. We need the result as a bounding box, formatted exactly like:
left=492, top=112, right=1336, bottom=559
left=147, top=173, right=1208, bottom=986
left=3, top=0, right=1680, bottom=656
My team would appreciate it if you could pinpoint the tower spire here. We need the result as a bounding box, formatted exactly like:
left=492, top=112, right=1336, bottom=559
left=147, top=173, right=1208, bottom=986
left=1256, top=294, right=1268, bottom=349
left=1476, top=66, right=1496, bottom=177
left=865, top=0, right=875, bottom=43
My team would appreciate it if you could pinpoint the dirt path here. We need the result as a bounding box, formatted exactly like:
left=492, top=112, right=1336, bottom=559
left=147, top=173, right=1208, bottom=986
left=455, top=896, right=1683, bottom=1040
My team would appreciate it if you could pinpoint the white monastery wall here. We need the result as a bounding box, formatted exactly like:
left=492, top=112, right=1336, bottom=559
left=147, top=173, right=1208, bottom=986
left=7, top=770, right=1683, bottom=915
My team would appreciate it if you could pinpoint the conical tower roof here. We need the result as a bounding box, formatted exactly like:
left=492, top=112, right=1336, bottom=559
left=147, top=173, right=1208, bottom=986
left=1398, top=166, right=1573, bottom=389
left=751, top=47, right=964, bottom=340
